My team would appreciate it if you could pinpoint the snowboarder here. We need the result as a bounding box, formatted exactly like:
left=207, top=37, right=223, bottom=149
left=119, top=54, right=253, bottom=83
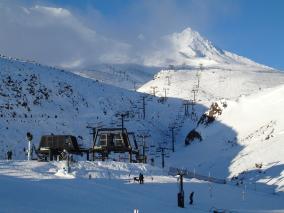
left=189, top=191, right=194, bottom=205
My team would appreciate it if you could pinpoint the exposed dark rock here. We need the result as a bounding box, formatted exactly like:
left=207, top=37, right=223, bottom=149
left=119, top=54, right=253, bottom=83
left=185, top=129, right=202, bottom=145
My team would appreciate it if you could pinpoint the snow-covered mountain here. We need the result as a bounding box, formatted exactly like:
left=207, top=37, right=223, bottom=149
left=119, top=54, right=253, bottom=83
left=73, top=27, right=275, bottom=92
left=142, top=28, right=270, bottom=68
left=135, top=29, right=284, bottom=193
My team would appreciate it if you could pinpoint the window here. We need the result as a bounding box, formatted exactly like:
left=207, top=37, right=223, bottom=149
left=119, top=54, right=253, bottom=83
left=113, top=134, right=124, bottom=147
left=98, top=134, right=107, bottom=146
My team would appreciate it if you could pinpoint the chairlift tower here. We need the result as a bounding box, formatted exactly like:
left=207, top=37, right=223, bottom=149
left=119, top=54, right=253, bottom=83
left=115, top=111, right=130, bottom=133
left=166, top=76, right=171, bottom=86
left=156, top=146, right=170, bottom=168
left=196, top=63, right=203, bottom=89
left=163, top=88, right=169, bottom=99
left=191, top=89, right=198, bottom=103
left=169, top=125, right=176, bottom=152
left=150, top=86, right=158, bottom=96
left=183, top=100, right=190, bottom=117
left=189, top=100, right=197, bottom=121
left=137, top=131, right=151, bottom=163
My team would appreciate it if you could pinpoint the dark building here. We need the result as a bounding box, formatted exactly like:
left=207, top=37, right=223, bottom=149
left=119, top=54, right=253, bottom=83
left=37, top=135, right=89, bottom=161
left=91, top=128, right=141, bottom=162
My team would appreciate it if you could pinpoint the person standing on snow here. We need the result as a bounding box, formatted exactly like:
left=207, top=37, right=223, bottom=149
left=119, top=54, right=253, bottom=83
left=7, top=150, right=12, bottom=160
left=139, top=173, right=144, bottom=184
left=189, top=191, right=194, bottom=205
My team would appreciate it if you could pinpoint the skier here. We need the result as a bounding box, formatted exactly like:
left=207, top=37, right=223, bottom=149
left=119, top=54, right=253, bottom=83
left=189, top=191, right=194, bottom=205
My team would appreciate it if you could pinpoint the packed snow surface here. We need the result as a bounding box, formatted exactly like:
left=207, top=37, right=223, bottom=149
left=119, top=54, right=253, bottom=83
left=0, top=160, right=283, bottom=213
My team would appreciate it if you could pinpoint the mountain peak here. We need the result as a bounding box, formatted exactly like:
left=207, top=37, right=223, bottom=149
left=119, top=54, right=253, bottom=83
left=176, top=27, right=201, bottom=39
left=143, top=27, right=270, bottom=69
left=170, top=27, right=222, bottom=59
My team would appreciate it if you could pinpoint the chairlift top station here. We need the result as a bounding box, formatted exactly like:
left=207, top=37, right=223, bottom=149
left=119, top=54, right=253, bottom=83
left=92, top=128, right=138, bottom=152
left=35, top=127, right=144, bottom=162
left=91, top=127, right=141, bottom=162
left=37, top=135, right=89, bottom=161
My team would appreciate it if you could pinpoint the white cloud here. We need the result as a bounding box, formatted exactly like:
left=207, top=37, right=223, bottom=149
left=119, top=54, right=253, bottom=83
left=33, top=5, right=71, bottom=17
left=0, top=1, right=239, bottom=69
left=0, top=3, right=132, bottom=69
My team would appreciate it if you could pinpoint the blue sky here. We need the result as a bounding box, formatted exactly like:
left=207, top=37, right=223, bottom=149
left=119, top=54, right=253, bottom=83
left=1, top=0, right=284, bottom=69
left=52, top=0, right=284, bottom=69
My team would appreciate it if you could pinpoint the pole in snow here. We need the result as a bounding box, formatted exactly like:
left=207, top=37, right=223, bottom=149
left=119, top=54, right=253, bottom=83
left=209, top=183, right=213, bottom=198
left=161, top=148, right=165, bottom=168
left=170, top=127, right=175, bottom=152
left=208, top=171, right=213, bottom=198
left=242, top=184, right=246, bottom=201
left=63, top=149, right=71, bottom=173
left=177, top=170, right=185, bottom=208
left=26, top=132, right=33, bottom=161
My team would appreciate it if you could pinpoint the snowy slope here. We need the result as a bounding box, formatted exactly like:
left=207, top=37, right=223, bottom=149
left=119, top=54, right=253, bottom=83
left=222, top=85, right=284, bottom=190
left=71, top=64, right=161, bottom=91
left=169, top=85, right=284, bottom=193
left=138, top=66, right=284, bottom=105
left=0, top=55, right=187, bottom=160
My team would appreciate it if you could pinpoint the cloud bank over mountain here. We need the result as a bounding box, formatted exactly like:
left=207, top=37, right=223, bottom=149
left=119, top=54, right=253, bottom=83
left=0, top=2, right=132, bottom=68
left=0, top=1, right=266, bottom=69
